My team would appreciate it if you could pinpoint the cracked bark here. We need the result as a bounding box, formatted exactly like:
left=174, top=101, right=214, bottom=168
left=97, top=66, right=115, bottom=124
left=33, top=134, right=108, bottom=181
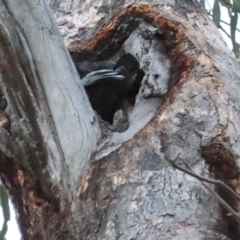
left=0, top=0, right=240, bottom=239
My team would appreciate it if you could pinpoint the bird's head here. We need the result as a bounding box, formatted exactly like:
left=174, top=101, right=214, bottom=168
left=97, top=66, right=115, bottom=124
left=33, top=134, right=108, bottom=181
left=113, top=53, right=140, bottom=81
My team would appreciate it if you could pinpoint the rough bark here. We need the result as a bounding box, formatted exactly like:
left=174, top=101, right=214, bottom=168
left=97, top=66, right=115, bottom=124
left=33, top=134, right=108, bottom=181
left=0, top=0, right=100, bottom=239
left=0, top=0, right=240, bottom=239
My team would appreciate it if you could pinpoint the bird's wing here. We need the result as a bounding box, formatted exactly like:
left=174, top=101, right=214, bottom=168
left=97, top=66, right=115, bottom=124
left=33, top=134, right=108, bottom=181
left=81, top=69, right=124, bottom=87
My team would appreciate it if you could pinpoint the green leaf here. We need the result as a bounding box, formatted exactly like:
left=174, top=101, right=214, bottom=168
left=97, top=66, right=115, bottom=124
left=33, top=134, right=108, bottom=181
left=0, top=185, right=10, bottom=240
left=0, top=231, right=6, bottom=240
left=219, top=0, right=233, bottom=17
left=0, top=222, right=8, bottom=240
left=213, top=0, right=221, bottom=27
left=234, top=43, right=240, bottom=58
left=200, top=0, right=205, bottom=9
left=233, top=0, right=240, bottom=12
left=0, top=186, right=10, bottom=221
left=230, top=10, right=238, bottom=57
left=219, top=0, right=233, bottom=8
left=230, top=11, right=238, bottom=39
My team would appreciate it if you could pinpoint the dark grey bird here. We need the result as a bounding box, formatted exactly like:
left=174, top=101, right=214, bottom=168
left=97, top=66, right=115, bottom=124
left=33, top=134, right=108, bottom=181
left=81, top=54, right=140, bottom=124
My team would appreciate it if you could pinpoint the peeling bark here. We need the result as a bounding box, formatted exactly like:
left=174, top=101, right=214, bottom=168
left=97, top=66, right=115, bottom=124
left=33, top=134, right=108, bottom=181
left=0, top=0, right=240, bottom=239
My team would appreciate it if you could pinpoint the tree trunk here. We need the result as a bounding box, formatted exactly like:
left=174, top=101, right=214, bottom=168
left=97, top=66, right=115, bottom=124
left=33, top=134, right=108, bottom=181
left=0, top=0, right=240, bottom=239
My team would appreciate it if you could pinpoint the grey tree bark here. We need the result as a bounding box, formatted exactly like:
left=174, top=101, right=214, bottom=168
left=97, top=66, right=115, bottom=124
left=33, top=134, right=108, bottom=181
left=0, top=0, right=239, bottom=239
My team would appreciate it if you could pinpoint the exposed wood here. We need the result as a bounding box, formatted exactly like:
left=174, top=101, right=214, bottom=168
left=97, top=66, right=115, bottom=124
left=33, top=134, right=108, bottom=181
left=0, top=0, right=240, bottom=239
left=0, top=0, right=99, bottom=238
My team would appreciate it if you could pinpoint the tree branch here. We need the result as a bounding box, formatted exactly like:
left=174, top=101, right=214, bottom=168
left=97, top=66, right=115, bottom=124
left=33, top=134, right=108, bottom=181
left=168, top=154, right=240, bottom=222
